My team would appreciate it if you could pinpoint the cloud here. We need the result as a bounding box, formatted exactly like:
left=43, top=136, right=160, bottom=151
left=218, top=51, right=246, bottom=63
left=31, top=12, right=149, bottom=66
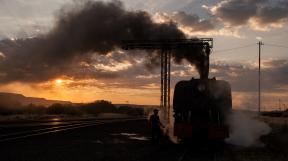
left=0, top=51, right=5, bottom=59
left=44, top=58, right=288, bottom=95
left=209, top=0, right=261, bottom=26
left=0, top=0, right=189, bottom=84
left=153, top=11, right=242, bottom=37
left=1, top=0, right=219, bottom=84
left=0, top=0, right=65, bottom=39
left=154, top=11, right=215, bottom=32
left=210, top=59, right=288, bottom=92
left=207, top=0, right=288, bottom=30
left=255, top=1, right=288, bottom=24
left=168, top=11, right=215, bottom=32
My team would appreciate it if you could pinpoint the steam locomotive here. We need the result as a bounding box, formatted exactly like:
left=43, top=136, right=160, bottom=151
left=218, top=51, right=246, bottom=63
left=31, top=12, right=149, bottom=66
left=121, top=38, right=231, bottom=142
left=173, top=77, right=232, bottom=142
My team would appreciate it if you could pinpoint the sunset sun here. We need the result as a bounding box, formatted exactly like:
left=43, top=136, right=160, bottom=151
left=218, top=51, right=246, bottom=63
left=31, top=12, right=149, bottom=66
left=55, top=79, right=63, bottom=85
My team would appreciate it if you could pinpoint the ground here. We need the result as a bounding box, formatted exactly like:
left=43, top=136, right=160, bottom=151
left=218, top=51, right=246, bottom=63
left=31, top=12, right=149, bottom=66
left=0, top=117, right=288, bottom=161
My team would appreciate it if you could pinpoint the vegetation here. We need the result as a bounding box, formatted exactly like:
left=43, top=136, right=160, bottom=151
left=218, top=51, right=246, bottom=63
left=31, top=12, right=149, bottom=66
left=118, top=105, right=144, bottom=116
left=81, top=100, right=117, bottom=115
left=0, top=100, right=144, bottom=117
left=261, top=109, right=288, bottom=117
left=47, top=103, right=82, bottom=116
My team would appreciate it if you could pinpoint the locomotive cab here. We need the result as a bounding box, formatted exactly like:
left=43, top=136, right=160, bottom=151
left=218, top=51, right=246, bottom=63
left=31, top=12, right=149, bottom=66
left=173, top=78, right=232, bottom=141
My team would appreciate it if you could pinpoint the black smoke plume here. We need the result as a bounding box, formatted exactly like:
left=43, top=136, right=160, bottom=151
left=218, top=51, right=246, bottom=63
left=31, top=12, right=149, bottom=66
left=0, top=0, right=206, bottom=83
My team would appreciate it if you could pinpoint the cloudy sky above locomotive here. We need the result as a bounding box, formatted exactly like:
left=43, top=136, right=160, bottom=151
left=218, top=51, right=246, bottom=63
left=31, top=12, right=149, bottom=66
left=0, top=0, right=287, bottom=110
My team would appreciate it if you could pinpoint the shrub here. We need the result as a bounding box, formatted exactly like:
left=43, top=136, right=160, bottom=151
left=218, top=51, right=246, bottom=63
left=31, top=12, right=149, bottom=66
left=81, top=100, right=117, bottom=115
left=47, top=103, right=82, bottom=115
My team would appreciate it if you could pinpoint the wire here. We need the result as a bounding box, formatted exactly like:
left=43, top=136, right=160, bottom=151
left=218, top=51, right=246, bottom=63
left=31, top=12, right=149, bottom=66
left=211, top=41, right=288, bottom=58
left=213, top=43, right=255, bottom=54
left=265, top=43, right=288, bottom=49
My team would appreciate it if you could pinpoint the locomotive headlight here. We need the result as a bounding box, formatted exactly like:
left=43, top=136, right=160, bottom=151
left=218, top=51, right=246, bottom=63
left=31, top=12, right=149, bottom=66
left=197, top=83, right=206, bottom=92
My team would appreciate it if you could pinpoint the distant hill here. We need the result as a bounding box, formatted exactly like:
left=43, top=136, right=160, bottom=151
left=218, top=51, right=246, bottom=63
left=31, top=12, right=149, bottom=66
left=0, top=92, right=71, bottom=107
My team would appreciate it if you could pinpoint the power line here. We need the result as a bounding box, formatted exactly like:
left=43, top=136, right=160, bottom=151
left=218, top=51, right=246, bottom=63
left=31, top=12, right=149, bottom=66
left=265, top=43, right=288, bottom=49
left=213, top=43, right=255, bottom=54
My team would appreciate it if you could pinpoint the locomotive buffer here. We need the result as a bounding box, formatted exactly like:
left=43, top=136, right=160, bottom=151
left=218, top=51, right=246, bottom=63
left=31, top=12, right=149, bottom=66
left=121, top=38, right=213, bottom=121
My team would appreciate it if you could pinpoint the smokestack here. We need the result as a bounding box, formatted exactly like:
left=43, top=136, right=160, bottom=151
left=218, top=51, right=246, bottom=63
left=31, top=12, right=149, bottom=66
left=199, top=43, right=210, bottom=79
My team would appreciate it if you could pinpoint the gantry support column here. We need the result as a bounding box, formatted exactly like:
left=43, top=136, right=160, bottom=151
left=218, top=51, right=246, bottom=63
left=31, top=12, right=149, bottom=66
left=160, top=50, right=171, bottom=121
left=167, top=50, right=171, bottom=122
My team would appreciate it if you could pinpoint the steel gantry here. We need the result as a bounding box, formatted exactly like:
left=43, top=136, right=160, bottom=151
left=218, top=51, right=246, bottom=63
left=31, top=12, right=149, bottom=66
left=121, top=38, right=213, bottom=120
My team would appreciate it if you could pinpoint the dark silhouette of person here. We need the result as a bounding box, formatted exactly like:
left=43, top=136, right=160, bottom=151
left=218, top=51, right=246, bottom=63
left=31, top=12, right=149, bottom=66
left=149, top=109, right=164, bottom=143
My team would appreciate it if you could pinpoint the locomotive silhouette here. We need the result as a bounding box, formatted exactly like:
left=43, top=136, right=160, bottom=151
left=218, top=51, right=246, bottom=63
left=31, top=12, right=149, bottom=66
left=173, top=78, right=232, bottom=142
left=172, top=41, right=232, bottom=142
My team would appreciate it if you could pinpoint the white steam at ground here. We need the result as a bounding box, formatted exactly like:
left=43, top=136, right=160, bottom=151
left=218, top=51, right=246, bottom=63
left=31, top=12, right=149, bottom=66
left=225, top=110, right=271, bottom=147
left=148, top=108, right=271, bottom=147
left=159, top=108, right=178, bottom=143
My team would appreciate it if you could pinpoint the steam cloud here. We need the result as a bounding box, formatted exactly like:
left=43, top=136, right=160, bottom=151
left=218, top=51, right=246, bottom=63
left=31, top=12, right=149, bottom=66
left=225, top=110, right=271, bottom=147
left=158, top=108, right=178, bottom=143
left=0, top=0, right=209, bottom=83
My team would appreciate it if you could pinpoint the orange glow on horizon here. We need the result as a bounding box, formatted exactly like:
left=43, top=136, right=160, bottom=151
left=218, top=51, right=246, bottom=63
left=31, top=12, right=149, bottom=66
left=0, top=81, right=161, bottom=105
left=0, top=78, right=287, bottom=108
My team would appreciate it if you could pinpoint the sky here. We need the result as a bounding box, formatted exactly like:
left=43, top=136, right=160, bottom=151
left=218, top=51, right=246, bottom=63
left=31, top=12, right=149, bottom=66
left=0, top=0, right=287, bottom=111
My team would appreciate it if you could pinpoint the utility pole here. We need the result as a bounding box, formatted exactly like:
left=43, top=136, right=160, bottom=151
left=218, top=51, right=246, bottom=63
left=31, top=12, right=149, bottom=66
left=258, top=41, right=263, bottom=114
left=167, top=51, right=171, bottom=122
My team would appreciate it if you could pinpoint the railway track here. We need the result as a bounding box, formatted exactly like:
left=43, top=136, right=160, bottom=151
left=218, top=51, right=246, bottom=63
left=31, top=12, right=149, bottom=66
left=177, top=152, right=220, bottom=161
left=177, top=147, right=221, bottom=161
left=177, top=149, right=187, bottom=161
left=0, top=117, right=145, bottom=143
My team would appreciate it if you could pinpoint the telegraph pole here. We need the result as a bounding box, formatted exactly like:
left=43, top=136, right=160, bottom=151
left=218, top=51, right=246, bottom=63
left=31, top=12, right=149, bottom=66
left=258, top=41, right=263, bottom=114
left=167, top=51, right=171, bottom=122
left=279, top=99, right=281, bottom=111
